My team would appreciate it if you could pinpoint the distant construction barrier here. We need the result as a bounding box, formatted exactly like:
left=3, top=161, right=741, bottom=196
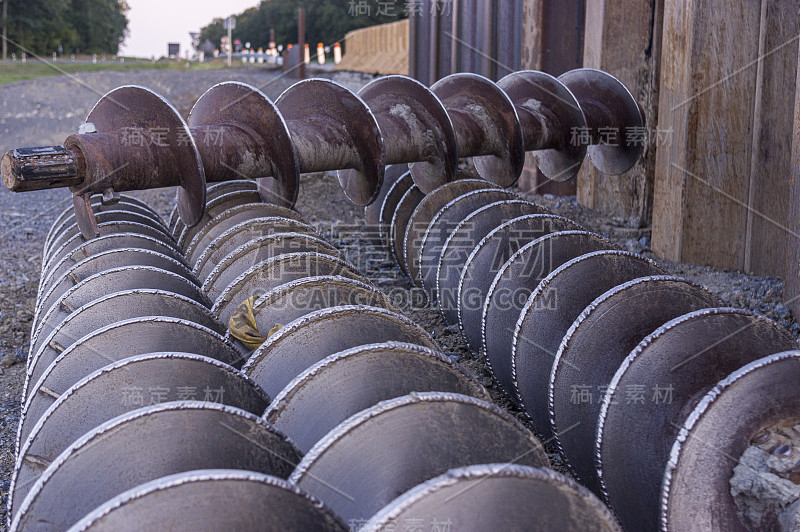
left=335, top=19, right=408, bottom=75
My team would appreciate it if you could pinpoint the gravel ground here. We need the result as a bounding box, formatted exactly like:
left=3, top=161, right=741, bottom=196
left=0, top=68, right=797, bottom=528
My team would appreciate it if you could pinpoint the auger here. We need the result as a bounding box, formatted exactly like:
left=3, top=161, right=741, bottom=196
left=10, top=177, right=627, bottom=531
left=376, top=146, right=799, bottom=531
left=1, top=69, right=645, bottom=241
left=7, top=66, right=795, bottom=531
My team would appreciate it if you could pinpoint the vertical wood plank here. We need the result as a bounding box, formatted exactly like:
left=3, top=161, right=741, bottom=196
left=653, top=0, right=764, bottom=269
left=786, top=37, right=800, bottom=319
left=745, top=0, right=799, bottom=276
left=577, top=0, right=662, bottom=224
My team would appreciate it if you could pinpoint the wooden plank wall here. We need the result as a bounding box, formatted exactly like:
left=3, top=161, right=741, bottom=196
left=652, top=0, right=799, bottom=277
left=787, top=39, right=800, bottom=320
left=576, top=0, right=663, bottom=225
left=336, top=19, right=409, bottom=75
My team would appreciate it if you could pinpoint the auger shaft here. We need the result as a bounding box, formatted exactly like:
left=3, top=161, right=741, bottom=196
left=0, top=70, right=646, bottom=239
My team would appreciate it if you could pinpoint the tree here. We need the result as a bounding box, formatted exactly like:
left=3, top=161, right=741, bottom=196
left=68, top=0, right=129, bottom=54
left=2, top=0, right=128, bottom=56
left=5, top=0, right=77, bottom=55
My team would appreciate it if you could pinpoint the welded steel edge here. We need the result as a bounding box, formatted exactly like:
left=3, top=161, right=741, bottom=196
left=363, top=164, right=409, bottom=244
left=35, top=248, right=197, bottom=324
left=276, top=78, right=385, bottom=206
left=192, top=216, right=319, bottom=281
left=594, top=307, right=799, bottom=531
left=39, top=238, right=188, bottom=306
left=242, top=305, right=437, bottom=399
left=66, top=469, right=348, bottom=532
left=418, top=188, right=523, bottom=296
left=364, top=464, right=621, bottom=532
left=175, top=188, right=263, bottom=249
left=19, top=316, right=244, bottom=450
left=10, top=401, right=302, bottom=532
left=503, top=249, right=663, bottom=430
left=12, top=352, right=270, bottom=514
left=168, top=179, right=258, bottom=236
left=250, top=275, right=398, bottom=335
left=403, top=178, right=498, bottom=286
left=26, top=287, right=223, bottom=388
left=26, top=305, right=223, bottom=393
left=189, top=82, right=300, bottom=207
left=433, top=199, right=543, bottom=310
left=434, top=205, right=560, bottom=326
left=352, top=75, right=458, bottom=193
left=41, top=221, right=180, bottom=277
left=453, top=214, right=579, bottom=345
left=497, top=70, right=588, bottom=182
left=389, top=184, right=424, bottom=274
left=201, top=233, right=341, bottom=299
left=185, top=201, right=308, bottom=258
left=40, top=232, right=186, bottom=296
left=478, top=230, right=615, bottom=398
left=253, top=276, right=396, bottom=313
left=542, top=275, right=722, bottom=487
left=184, top=202, right=307, bottom=264
left=211, top=252, right=365, bottom=325
left=45, top=210, right=173, bottom=261
left=660, top=350, right=800, bottom=531
left=44, top=198, right=165, bottom=258
left=430, top=73, right=525, bottom=187
left=289, top=391, right=548, bottom=523
left=47, top=194, right=155, bottom=247
left=30, top=265, right=209, bottom=351
left=46, top=197, right=167, bottom=245
left=264, top=341, right=489, bottom=453
left=375, top=171, right=413, bottom=249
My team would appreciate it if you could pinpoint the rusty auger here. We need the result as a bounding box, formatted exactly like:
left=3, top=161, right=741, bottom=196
left=1, top=86, right=207, bottom=239
left=1, top=70, right=645, bottom=241
left=0, top=82, right=300, bottom=238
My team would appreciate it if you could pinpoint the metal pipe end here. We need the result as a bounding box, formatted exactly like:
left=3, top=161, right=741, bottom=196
left=2, top=147, right=84, bottom=192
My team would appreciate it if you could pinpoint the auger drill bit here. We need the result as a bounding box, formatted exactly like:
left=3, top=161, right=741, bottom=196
left=1, top=83, right=301, bottom=240
left=1, top=86, right=206, bottom=240
left=274, top=78, right=385, bottom=205
left=2, top=70, right=646, bottom=243
left=342, top=75, right=458, bottom=193
left=498, top=68, right=645, bottom=181
left=430, top=73, right=526, bottom=188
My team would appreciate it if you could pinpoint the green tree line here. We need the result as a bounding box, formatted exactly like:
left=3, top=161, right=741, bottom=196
left=2, top=0, right=128, bottom=56
left=198, top=0, right=406, bottom=53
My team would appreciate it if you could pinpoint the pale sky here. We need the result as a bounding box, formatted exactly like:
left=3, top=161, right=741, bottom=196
left=119, top=0, right=259, bottom=59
